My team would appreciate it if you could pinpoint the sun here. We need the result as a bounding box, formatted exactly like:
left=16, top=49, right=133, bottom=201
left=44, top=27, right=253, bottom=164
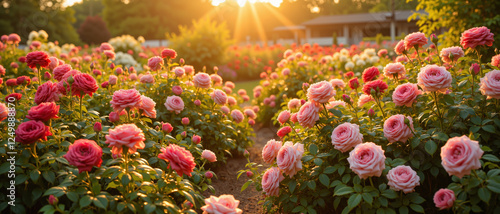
left=63, top=0, right=82, bottom=7
left=211, top=0, right=283, bottom=7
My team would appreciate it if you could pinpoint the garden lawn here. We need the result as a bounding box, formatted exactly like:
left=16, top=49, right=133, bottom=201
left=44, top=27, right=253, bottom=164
left=233, top=79, right=259, bottom=102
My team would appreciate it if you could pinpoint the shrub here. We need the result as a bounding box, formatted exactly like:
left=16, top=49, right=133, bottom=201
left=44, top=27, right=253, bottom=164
left=78, top=15, right=112, bottom=45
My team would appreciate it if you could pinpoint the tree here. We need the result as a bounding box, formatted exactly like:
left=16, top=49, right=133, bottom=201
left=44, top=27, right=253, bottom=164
left=71, top=0, right=104, bottom=30
left=78, top=15, right=111, bottom=45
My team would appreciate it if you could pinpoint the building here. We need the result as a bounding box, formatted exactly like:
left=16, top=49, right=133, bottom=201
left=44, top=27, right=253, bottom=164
left=273, top=10, right=422, bottom=46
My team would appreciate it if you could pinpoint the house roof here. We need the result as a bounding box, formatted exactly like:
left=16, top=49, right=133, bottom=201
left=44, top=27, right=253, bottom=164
left=301, top=10, right=423, bottom=26
left=273, top=25, right=306, bottom=31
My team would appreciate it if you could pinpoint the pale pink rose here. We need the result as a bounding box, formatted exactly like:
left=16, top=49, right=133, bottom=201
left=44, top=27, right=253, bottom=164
left=109, top=75, right=118, bottom=85
left=325, top=100, right=346, bottom=110
left=434, top=189, right=455, bottom=210
left=261, top=167, right=284, bottom=197
left=262, top=139, right=282, bottom=164
left=105, top=124, right=145, bottom=155
left=183, top=65, right=194, bottom=75
left=331, top=122, right=363, bottom=153
left=193, top=72, right=211, bottom=88
left=147, top=56, right=163, bottom=71
left=290, top=113, right=298, bottom=123
left=210, top=74, right=223, bottom=86
left=281, top=68, right=290, bottom=76
left=491, top=54, right=500, bottom=67
left=479, top=70, right=500, bottom=99
left=231, top=110, right=244, bottom=123
left=441, top=135, right=484, bottom=178
left=394, top=40, right=405, bottom=55
left=139, top=95, right=156, bottom=118
left=297, top=101, right=320, bottom=128
left=307, top=81, right=335, bottom=104
left=129, top=73, right=138, bottom=81
left=220, top=106, right=230, bottom=114
left=404, top=32, right=428, bottom=50
left=392, top=83, right=422, bottom=107
left=244, top=109, right=256, bottom=119
left=158, top=144, right=196, bottom=177
left=329, top=79, right=345, bottom=89
left=253, top=85, right=263, bottom=93
left=386, top=165, right=420, bottom=193
left=140, top=73, right=155, bottom=84
left=440, top=46, right=464, bottom=63
left=287, top=98, right=301, bottom=110
left=201, top=195, right=242, bottom=214
left=222, top=86, right=232, bottom=94
left=277, top=141, right=304, bottom=178
left=262, top=80, right=270, bottom=87
left=417, top=65, right=452, bottom=93
left=164, top=95, right=184, bottom=114
left=185, top=80, right=194, bottom=87
left=283, top=49, right=293, bottom=58
left=383, top=115, right=414, bottom=143
left=201, top=150, right=217, bottom=162
left=395, top=56, right=408, bottom=63
left=347, top=142, right=386, bottom=179
left=383, top=62, right=406, bottom=79
left=242, top=95, right=249, bottom=102
left=277, top=110, right=291, bottom=124
left=225, top=81, right=235, bottom=89
left=103, top=50, right=115, bottom=60
left=357, top=94, right=374, bottom=107
left=211, top=89, right=228, bottom=105
left=237, top=89, right=246, bottom=96
left=173, top=67, right=185, bottom=77
left=460, top=26, right=494, bottom=49
left=110, top=89, right=143, bottom=112
left=227, top=96, right=237, bottom=106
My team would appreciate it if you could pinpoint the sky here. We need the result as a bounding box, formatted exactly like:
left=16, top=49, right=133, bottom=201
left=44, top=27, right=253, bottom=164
left=63, top=0, right=283, bottom=7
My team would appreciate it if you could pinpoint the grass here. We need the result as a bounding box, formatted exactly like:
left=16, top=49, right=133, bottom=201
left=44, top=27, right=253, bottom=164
left=233, top=79, right=260, bottom=102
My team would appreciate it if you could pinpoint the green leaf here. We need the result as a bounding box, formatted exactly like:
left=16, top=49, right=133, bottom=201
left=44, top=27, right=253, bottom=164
left=79, top=195, right=92, bottom=208
left=314, top=158, right=323, bottom=166
left=307, top=180, right=316, bottom=190
left=347, top=194, right=362, bottom=209
left=309, top=144, right=318, bottom=155
left=399, top=206, right=409, bottom=214
left=93, top=195, right=108, bottom=209
left=319, top=174, right=330, bottom=187
left=381, top=190, right=398, bottom=199
left=409, top=204, right=424, bottom=213
left=483, top=154, right=500, bottom=162
left=30, top=169, right=40, bottom=182
left=334, top=186, right=354, bottom=196
left=425, top=140, right=437, bottom=156
left=362, top=192, right=373, bottom=205
left=432, top=132, right=449, bottom=142
left=42, top=171, right=55, bottom=183
left=323, top=166, right=336, bottom=174
left=144, top=204, right=156, bottom=214
left=44, top=186, right=66, bottom=197
left=471, top=116, right=482, bottom=125
left=292, top=206, right=303, bottom=213
left=478, top=187, right=491, bottom=203
left=482, top=125, right=496, bottom=133
left=241, top=180, right=252, bottom=192
left=302, top=155, right=314, bottom=162
left=289, top=180, right=297, bottom=193
left=66, top=191, right=79, bottom=202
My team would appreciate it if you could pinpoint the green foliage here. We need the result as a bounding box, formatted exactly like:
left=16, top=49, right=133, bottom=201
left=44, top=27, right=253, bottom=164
left=77, top=15, right=111, bottom=45
left=167, top=18, right=233, bottom=72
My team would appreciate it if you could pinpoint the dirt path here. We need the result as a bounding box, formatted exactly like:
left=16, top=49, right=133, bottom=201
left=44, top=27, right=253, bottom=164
left=203, top=124, right=278, bottom=213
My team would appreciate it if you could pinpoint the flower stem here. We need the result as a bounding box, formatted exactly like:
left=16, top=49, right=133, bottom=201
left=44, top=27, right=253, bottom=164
left=79, top=95, right=83, bottom=119
left=432, top=92, right=444, bottom=130
left=369, top=177, right=375, bottom=188
left=374, top=96, right=386, bottom=119
left=288, top=122, right=303, bottom=142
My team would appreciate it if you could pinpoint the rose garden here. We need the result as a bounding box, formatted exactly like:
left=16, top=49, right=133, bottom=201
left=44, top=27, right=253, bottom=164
left=2, top=3, right=500, bottom=213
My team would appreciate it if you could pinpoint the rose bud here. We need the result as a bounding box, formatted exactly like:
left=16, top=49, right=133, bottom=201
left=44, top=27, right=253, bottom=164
left=109, top=112, right=120, bottom=123
left=109, top=63, right=115, bottom=69
left=162, top=122, right=173, bottom=133
left=246, top=171, right=254, bottom=178
left=179, top=58, right=185, bottom=65
left=183, top=201, right=193, bottom=209
left=44, top=71, right=52, bottom=80
left=181, top=131, right=187, bottom=138
left=101, top=81, right=109, bottom=88
left=302, top=82, right=309, bottom=91
left=194, top=99, right=201, bottom=106
left=48, top=195, right=58, bottom=205
left=244, top=150, right=249, bottom=158
left=342, top=94, right=352, bottom=104
left=94, top=122, right=102, bottom=132
left=205, top=171, right=213, bottom=179
left=181, top=117, right=190, bottom=125
left=192, top=135, right=201, bottom=144
left=470, top=63, right=480, bottom=76
left=430, top=34, right=438, bottom=44
left=368, top=108, right=375, bottom=118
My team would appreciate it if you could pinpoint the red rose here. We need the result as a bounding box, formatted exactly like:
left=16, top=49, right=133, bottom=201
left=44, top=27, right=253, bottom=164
left=362, top=80, right=388, bottom=96
left=15, top=120, right=52, bottom=144
left=348, top=77, right=359, bottom=90
left=16, top=76, right=31, bottom=85
left=277, top=126, right=292, bottom=138
left=35, top=81, right=60, bottom=104
left=161, top=48, right=177, bottom=59
left=6, top=79, right=17, bottom=87
left=64, top=139, right=103, bottom=173
left=26, top=51, right=50, bottom=69
left=26, top=102, right=59, bottom=122
left=362, top=67, right=380, bottom=83
left=72, top=73, right=98, bottom=97
left=5, top=93, right=22, bottom=103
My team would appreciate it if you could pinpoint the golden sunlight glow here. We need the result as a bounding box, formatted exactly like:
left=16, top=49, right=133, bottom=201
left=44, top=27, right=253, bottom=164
left=212, top=0, right=283, bottom=7
left=63, top=0, right=82, bottom=7
left=311, top=6, right=320, bottom=13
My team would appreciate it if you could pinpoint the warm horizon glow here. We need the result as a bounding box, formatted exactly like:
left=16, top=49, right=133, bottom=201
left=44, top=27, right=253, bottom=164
left=211, top=0, right=282, bottom=7
left=63, top=0, right=82, bottom=7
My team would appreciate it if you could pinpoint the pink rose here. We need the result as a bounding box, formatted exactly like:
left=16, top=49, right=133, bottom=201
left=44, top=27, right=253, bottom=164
left=491, top=54, right=500, bottom=67
left=440, top=135, right=483, bottom=178
left=110, top=89, right=143, bottom=112
left=139, top=95, right=156, bottom=118
left=227, top=96, right=237, bottom=106
left=287, top=98, right=301, bottom=109
left=26, top=102, right=59, bottom=122
left=173, top=67, right=185, bottom=77
left=417, top=65, right=452, bottom=93
left=53, top=64, right=72, bottom=81
left=164, top=95, right=184, bottom=114
left=220, top=106, right=230, bottom=114
left=396, top=56, right=408, bottom=63
left=404, top=32, right=428, bottom=50
left=243, top=109, right=256, bottom=119
left=201, top=195, right=242, bottom=214
left=394, top=40, right=405, bottom=55
left=183, top=65, right=194, bottom=75
left=383, top=62, right=406, bottom=79
left=262, top=139, right=282, bottom=164
left=0, top=103, right=7, bottom=122
left=357, top=94, right=374, bottom=107
left=460, top=26, right=494, bottom=49
left=440, top=46, right=464, bottom=63
left=172, top=85, right=183, bottom=95
left=211, top=89, right=228, bottom=105
left=63, top=139, right=103, bottom=173
left=386, top=165, right=420, bottom=193
left=181, top=117, right=190, bottom=125
left=290, top=113, right=298, bottom=123
left=383, top=115, right=414, bottom=143
left=193, top=72, right=212, bottom=88
left=307, top=81, right=335, bottom=104
left=202, top=149, right=217, bottom=162
left=479, top=70, right=500, bottom=99
left=282, top=68, right=290, bottom=76
left=35, top=81, right=61, bottom=105
left=225, top=81, right=235, bottom=89
left=297, top=101, right=320, bottom=128
left=277, top=110, right=291, bottom=124
left=211, top=74, right=223, bottom=85
left=15, top=120, right=51, bottom=144
left=434, top=188, right=455, bottom=210
left=109, top=75, right=118, bottom=85
left=237, top=89, right=247, bottom=96
left=331, top=122, right=363, bottom=153
left=261, top=167, right=284, bottom=196
left=392, top=83, right=422, bottom=107
left=347, top=142, right=386, bottom=179
left=161, top=48, right=177, bottom=59
left=329, top=79, right=345, bottom=89
left=276, top=126, right=292, bottom=138
left=48, top=57, right=60, bottom=71
left=73, top=73, right=98, bottom=97
left=277, top=141, right=304, bottom=178
left=147, top=56, right=163, bottom=71
left=105, top=124, right=145, bottom=155
left=140, top=73, right=155, bottom=84
left=158, top=144, right=196, bottom=177
left=103, top=50, right=115, bottom=60
left=162, top=122, right=173, bottom=133
left=26, top=51, right=50, bottom=69
left=231, top=110, right=244, bottom=123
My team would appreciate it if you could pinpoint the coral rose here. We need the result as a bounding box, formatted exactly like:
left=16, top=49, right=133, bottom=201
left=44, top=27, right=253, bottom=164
left=362, top=80, right=388, bottom=96
left=73, top=73, right=98, bottom=97
left=383, top=62, right=406, bottom=79
left=139, top=95, right=156, bottom=118
left=392, top=83, right=422, bottom=107
left=331, top=122, right=363, bottom=153
left=26, top=102, right=59, bottom=122
left=357, top=94, right=374, bottom=107
left=193, top=72, right=212, bottom=88
left=277, top=141, right=304, bottom=178
left=201, top=195, right=242, bottom=214
left=158, top=144, right=196, bottom=177
left=347, top=142, right=386, bottom=179
left=434, top=189, right=455, bottom=210
left=491, top=54, right=500, bottom=67
left=15, top=120, right=51, bottom=144
left=479, top=70, right=500, bottom=99
left=297, top=101, right=320, bottom=128
left=0, top=103, right=7, bottom=122
left=105, top=124, right=145, bottom=155
left=330, top=79, right=345, bottom=89
left=460, top=26, right=494, bottom=49
left=110, top=89, right=143, bottom=112
left=307, top=81, right=335, bottom=103
left=26, top=51, right=50, bottom=68
left=202, top=150, right=217, bottom=162
left=64, top=139, right=103, bottom=173
left=404, top=32, right=428, bottom=50
left=440, top=46, right=464, bottom=63
left=362, top=67, right=380, bottom=83
left=386, top=165, right=420, bottom=193
left=440, top=135, right=483, bottom=178
left=164, top=95, right=184, bottom=114
left=211, top=89, right=228, bottom=105
left=147, top=56, right=163, bottom=71
left=231, top=110, right=244, bottom=123
left=161, top=48, right=177, bottom=59
left=261, top=167, right=284, bottom=197
left=394, top=40, right=405, bottom=55
left=35, top=81, right=61, bottom=105
left=262, top=139, right=282, bottom=164
left=417, top=65, right=452, bottom=93
left=277, top=110, right=291, bottom=124
left=383, top=114, right=414, bottom=143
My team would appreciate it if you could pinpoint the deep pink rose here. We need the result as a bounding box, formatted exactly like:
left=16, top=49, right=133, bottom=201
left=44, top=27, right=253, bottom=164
left=383, top=62, right=406, bottom=79
left=26, top=102, right=59, bottom=122
left=53, top=64, right=72, bottom=81
left=297, top=101, right=320, bottom=128
left=434, top=188, right=455, bottom=210
left=162, top=122, right=173, bottom=133
left=173, top=67, right=185, bottom=77
left=277, top=141, right=304, bottom=178
left=261, top=167, right=284, bottom=196
left=147, top=56, right=163, bottom=71
left=161, top=48, right=177, bottom=59
left=392, top=83, right=422, bottom=107
left=231, top=110, right=244, bottom=123
left=277, top=126, right=292, bottom=138
left=94, top=122, right=102, bottom=132
left=139, top=95, right=156, bottom=118
left=64, top=139, right=103, bottom=173
left=182, top=117, right=190, bottom=125
left=386, top=165, right=420, bottom=193
left=105, top=124, right=145, bottom=155
left=460, top=26, right=494, bottom=49
left=383, top=114, right=414, bottom=143
left=362, top=67, right=380, bottom=83
left=103, top=50, right=115, bottom=60
left=100, top=42, right=114, bottom=52
left=26, top=51, right=50, bottom=68
left=331, top=122, right=363, bottom=153
left=164, top=95, right=184, bottom=114
left=307, top=81, right=335, bottom=103
left=110, top=89, right=143, bottom=112
left=158, top=144, right=196, bottom=177
left=202, top=150, right=217, bottom=162
left=201, top=195, right=242, bottom=214
left=262, top=139, right=282, bottom=164
left=362, top=80, right=388, bottom=96
left=15, top=120, right=51, bottom=144
left=193, top=72, right=212, bottom=88
left=440, top=46, right=464, bottom=63
left=192, top=135, right=201, bottom=144
left=211, top=89, right=228, bottom=105
left=277, top=110, right=291, bottom=124
left=35, top=81, right=61, bottom=105
left=347, top=142, right=386, bottom=179
left=394, top=40, right=405, bottom=55
left=73, top=73, right=98, bottom=97
left=479, top=70, right=500, bottom=99
left=404, top=32, right=428, bottom=50
left=417, top=65, right=452, bottom=93
left=441, top=135, right=483, bottom=178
